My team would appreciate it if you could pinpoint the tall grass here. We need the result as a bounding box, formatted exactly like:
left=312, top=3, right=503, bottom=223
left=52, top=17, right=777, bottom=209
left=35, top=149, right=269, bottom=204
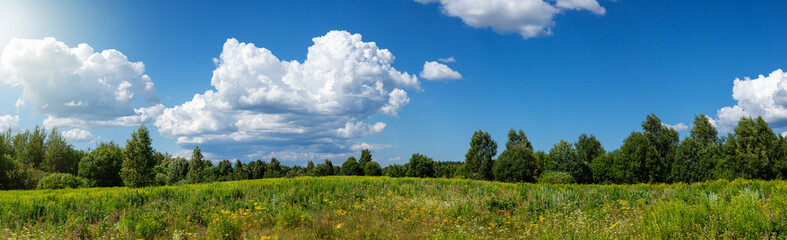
left=0, top=177, right=785, bottom=239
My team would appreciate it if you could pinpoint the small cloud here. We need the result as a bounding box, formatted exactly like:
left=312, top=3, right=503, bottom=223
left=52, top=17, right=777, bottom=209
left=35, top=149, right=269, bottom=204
left=420, top=61, right=462, bottom=81
left=349, top=142, right=391, bottom=152
left=388, top=156, right=403, bottom=162
left=0, top=115, right=19, bottom=130
left=662, top=123, right=689, bottom=131
left=61, top=129, right=94, bottom=142
left=438, top=56, right=456, bottom=63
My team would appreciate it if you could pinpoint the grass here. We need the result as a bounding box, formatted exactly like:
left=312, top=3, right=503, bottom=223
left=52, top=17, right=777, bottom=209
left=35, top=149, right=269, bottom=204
left=0, top=177, right=786, bottom=239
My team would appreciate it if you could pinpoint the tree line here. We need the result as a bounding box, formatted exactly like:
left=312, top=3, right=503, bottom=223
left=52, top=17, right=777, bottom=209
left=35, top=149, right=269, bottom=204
left=2, top=113, right=787, bottom=190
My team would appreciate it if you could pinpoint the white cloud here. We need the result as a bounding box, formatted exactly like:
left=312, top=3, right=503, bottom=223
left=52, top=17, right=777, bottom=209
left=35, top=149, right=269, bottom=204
left=155, top=31, right=418, bottom=158
left=0, top=37, right=162, bottom=129
left=555, top=0, right=606, bottom=15
left=662, top=123, right=689, bottom=131
left=349, top=142, right=391, bottom=152
left=713, top=69, right=787, bottom=132
left=438, top=56, right=456, bottom=63
left=416, top=0, right=606, bottom=38
left=14, top=98, right=23, bottom=113
left=420, top=61, right=462, bottom=81
left=0, top=115, right=19, bottom=130
left=61, top=129, right=94, bottom=142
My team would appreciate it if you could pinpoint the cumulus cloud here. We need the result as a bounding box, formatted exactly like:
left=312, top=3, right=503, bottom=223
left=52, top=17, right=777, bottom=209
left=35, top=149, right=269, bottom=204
left=0, top=37, right=162, bottom=129
left=420, top=61, right=462, bottom=81
left=155, top=31, right=418, bottom=159
left=416, top=0, right=606, bottom=38
left=61, top=129, right=94, bottom=142
left=713, top=69, right=787, bottom=132
left=0, top=115, right=19, bottom=130
left=662, top=123, right=689, bottom=131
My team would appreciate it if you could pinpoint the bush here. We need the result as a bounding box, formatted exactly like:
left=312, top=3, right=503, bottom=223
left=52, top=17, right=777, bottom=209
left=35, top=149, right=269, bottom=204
left=37, top=173, right=87, bottom=190
left=538, top=171, right=575, bottom=184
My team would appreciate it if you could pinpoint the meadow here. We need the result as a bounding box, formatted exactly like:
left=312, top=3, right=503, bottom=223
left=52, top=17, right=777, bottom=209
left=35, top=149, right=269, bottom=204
left=1, top=177, right=786, bottom=239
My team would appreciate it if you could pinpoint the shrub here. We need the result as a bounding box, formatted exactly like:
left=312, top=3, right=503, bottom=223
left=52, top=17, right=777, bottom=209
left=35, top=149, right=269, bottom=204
left=538, top=171, right=575, bottom=184
left=37, top=173, right=87, bottom=190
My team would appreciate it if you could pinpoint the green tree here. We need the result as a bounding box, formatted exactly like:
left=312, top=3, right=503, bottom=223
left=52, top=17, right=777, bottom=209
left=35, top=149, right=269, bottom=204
left=359, top=149, right=372, bottom=171
left=19, top=126, right=46, bottom=168
left=0, top=129, right=12, bottom=158
left=187, top=146, right=206, bottom=183
left=590, top=150, right=633, bottom=184
left=406, top=153, right=435, bottom=178
left=574, top=134, right=603, bottom=183
left=721, top=117, right=778, bottom=179
left=384, top=164, right=407, bottom=177
left=0, top=155, right=19, bottom=190
left=232, top=160, right=248, bottom=180
left=121, top=125, right=156, bottom=187
left=641, top=114, right=679, bottom=182
left=464, top=130, right=497, bottom=180
left=265, top=158, right=282, bottom=178
left=42, top=129, right=79, bottom=174
left=620, top=132, right=657, bottom=183
left=493, top=144, right=537, bottom=183
left=671, top=114, right=719, bottom=182
left=506, top=129, right=532, bottom=150
left=78, top=142, right=123, bottom=187
left=341, top=157, right=362, bottom=176
left=547, top=139, right=591, bottom=183
left=364, top=161, right=382, bottom=176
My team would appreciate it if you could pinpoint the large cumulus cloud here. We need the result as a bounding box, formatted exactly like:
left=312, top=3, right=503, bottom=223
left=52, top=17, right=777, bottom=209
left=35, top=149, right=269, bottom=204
left=0, top=37, right=163, bottom=129
left=415, top=0, right=606, bottom=39
left=713, top=69, right=787, bottom=132
left=155, top=31, right=419, bottom=159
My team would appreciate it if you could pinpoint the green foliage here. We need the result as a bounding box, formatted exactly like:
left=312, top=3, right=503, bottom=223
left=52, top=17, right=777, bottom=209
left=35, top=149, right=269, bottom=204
left=547, top=139, right=591, bottom=183
left=313, top=159, right=335, bottom=177
left=506, top=129, right=532, bottom=150
left=36, top=173, right=87, bottom=190
left=406, top=153, right=435, bottom=178
left=0, top=155, right=18, bottom=190
left=121, top=125, right=156, bottom=188
left=187, top=146, right=206, bottom=183
left=465, top=130, right=497, bottom=180
left=359, top=149, right=372, bottom=172
left=277, top=205, right=310, bottom=229
left=493, top=144, right=537, bottom=183
left=383, top=164, right=406, bottom=177
left=78, top=142, right=124, bottom=187
left=590, top=150, right=634, bottom=184
left=134, top=217, right=165, bottom=239
left=340, top=157, right=362, bottom=176
left=18, top=126, right=46, bottom=168
left=207, top=215, right=241, bottom=240
left=722, top=117, right=780, bottom=180
left=265, top=158, right=282, bottom=178
left=537, top=170, right=576, bottom=184
left=636, top=113, right=679, bottom=183
left=42, top=129, right=79, bottom=174
left=364, top=161, right=382, bottom=176
left=433, top=161, right=463, bottom=178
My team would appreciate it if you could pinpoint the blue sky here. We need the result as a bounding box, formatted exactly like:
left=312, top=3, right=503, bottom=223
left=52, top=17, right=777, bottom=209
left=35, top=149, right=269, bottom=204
left=1, top=0, right=786, bottom=166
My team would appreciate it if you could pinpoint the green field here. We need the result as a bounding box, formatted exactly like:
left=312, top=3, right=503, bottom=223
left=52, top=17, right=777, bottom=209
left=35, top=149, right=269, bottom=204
left=1, top=177, right=786, bottom=239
